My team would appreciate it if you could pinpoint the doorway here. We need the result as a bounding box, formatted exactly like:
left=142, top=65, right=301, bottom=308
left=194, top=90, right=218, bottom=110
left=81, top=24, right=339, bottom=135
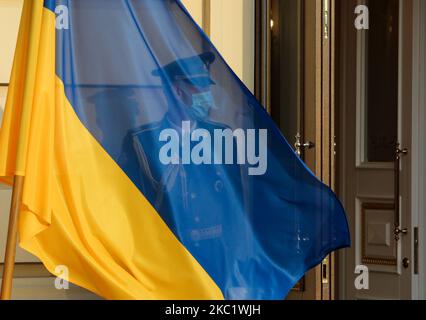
left=256, top=0, right=337, bottom=299
left=255, top=0, right=419, bottom=300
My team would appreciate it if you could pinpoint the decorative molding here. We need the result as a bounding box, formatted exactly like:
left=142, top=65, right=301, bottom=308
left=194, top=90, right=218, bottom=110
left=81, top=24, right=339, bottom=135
left=361, top=202, right=398, bottom=266
left=362, top=257, right=397, bottom=266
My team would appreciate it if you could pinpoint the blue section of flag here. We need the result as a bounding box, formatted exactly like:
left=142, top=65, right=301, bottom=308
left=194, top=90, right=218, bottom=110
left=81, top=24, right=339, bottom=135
left=52, top=0, right=350, bottom=299
left=44, top=0, right=56, bottom=11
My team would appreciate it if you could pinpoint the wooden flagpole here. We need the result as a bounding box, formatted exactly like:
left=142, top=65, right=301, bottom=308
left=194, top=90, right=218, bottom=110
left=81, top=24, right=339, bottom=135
left=0, top=175, right=24, bottom=300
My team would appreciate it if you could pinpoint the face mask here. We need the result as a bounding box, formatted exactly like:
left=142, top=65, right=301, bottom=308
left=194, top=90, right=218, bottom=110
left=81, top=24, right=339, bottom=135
left=188, top=91, right=214, bottom=120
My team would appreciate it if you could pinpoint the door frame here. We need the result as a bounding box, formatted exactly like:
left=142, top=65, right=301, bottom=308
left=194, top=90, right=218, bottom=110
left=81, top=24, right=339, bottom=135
left=411, top=0, right=426, bottom=300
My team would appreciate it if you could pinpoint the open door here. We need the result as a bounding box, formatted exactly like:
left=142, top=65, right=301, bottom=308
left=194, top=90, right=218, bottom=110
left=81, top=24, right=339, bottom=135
left=256, top=0, right=338, bottom=299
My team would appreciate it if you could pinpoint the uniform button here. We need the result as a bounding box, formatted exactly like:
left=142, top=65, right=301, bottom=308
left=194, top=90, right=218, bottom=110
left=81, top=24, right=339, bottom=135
left=191, top=193, right=197, bottom=199
left=215, top=180, right=224, bottom=192
left=195, top=216, right=200, bottom=223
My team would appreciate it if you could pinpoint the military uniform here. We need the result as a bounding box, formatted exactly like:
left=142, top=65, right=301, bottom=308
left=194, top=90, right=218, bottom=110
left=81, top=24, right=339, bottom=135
left=129, top=116, right=243, bottom=243
left=117, top=52, right=254, bottom=294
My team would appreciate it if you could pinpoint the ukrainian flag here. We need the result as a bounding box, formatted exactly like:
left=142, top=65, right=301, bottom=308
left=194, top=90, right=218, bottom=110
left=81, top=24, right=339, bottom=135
left=0, top=0, right=350, bottom=300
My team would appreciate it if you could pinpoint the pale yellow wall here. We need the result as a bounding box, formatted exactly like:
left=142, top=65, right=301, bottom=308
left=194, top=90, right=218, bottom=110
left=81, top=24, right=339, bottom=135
left=182, top=0, right=255, bottom=92
left=0, top=0, right=23, bottom=83
left=181, top=0, right=204, bottom=26
left=210, top=0, right=254, bottom=91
